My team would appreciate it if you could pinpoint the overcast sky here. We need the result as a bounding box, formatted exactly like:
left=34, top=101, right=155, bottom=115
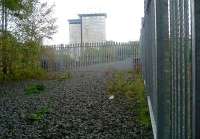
left=43, top=0, right=144, bottom=44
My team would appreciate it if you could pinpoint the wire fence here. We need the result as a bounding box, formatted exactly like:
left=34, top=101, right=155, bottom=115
left=41, top=41, right=140, bottom=72
left=140, top=0, right=199, bottom=139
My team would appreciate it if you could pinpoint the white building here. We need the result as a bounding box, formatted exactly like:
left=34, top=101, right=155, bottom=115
left=68, top=19, right=81, bottom=44
left=69, top=13, right=107, bottom=43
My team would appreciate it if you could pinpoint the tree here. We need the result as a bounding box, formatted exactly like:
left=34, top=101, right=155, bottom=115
left=14, top=1, right=57, bottom=43
left=0, top=0, right=28, bottom=77
left=1, top=0, right=23, bottom=33
left=0, top=0, right=57, bottom=80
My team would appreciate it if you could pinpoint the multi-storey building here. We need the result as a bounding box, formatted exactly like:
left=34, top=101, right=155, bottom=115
left=69, top=13, right=107, bottom=43
left=68, top=19, right=81, bottom=44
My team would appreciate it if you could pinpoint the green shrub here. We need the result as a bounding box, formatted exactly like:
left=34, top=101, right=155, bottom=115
left=25, top=84, right=45, bottom=95
left=106, top=70, right=151, bottom=127
left=0, top=34, right=46, bottom=81
left=26, top=107, right=49, bottom=123
left=59, top=72, right=72, bottom=80
left=40, top=72, right=72, bottom=80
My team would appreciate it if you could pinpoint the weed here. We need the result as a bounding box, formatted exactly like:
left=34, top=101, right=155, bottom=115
left=41, top=72, right=72, bottom=80
left=59, top=72, right=72, bottom=80
left=26, top=107, right=49, bottom=123
left=106, top=70, right=151, bottom=127
left=25, top=84, right=45, bottom=95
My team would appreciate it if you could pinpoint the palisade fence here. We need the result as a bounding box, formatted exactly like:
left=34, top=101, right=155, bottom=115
left=141, top=0, right=200, bottom=139
left=41, top=41, right=140, bottom=72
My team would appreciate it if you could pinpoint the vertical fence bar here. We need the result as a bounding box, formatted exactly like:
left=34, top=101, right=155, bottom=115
left=89, top=43, right=91, bottom=67
left=184, top=1, right=192, bottom=137
left=91, top=43, right=93, bottom=66
left=192, top=0, right=200, bottom=138
left=40, top=41, right=138, bottom=72
left=141, top=0, right=195, bottom=138
left=156, top=0, right=170, bottom=138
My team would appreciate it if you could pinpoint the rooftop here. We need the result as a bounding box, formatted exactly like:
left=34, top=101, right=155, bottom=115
left=78, top=13, right=107, bottom=18
left=68, top=19, right=81, bottom=24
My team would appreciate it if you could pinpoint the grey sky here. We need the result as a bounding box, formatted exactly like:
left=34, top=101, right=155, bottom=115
left=44, top=0, right=144, bottom=44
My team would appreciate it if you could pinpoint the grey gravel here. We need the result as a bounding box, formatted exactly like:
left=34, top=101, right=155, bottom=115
left=0, top=71, right=153, bottom=139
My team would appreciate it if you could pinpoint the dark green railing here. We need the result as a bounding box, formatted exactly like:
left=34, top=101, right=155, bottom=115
left=41, top=41, right=140, bottom=72
left=140, top=0, right=200, bottom=138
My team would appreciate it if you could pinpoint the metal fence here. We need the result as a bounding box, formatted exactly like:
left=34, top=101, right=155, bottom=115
left=141, top=0, right=200, bottom=139
left=41, top=41, right=140, bottom=72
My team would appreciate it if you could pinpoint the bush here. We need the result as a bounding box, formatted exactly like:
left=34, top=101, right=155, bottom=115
left=106, top=70, right=151, bottom=127
left=0, top=33, right=46, bottom=81
left=25, top=84, right=45, bottom=95
left=59, top=72, right=72, bottom=80
left=26, top=107, right=49, bottom=123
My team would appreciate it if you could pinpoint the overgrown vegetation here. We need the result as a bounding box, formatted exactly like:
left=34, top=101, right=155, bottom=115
left=39, top=72, right=73, bottom=80
left=25, top=107, right=49, bottom=123
left=106, top=67, right=151, bottom=127
left=58, top=72, right=72, bottom=80
left=25, top=84, right=45, bottom=95
left=0, top=35, right=47, bottom=81
left=0, top=0, right=57, bottom=81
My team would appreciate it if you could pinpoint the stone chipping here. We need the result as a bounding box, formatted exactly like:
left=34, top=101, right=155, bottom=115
left=0, top=71, right=153, bottom=139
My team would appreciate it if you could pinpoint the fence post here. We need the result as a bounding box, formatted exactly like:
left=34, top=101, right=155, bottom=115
left=192, top=0, right=200, bottom=138
left=156, top=0, right=171, bottom=138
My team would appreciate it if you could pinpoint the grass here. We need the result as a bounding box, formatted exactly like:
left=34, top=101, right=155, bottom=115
left=106, top=69, right=151, bottom=127
left=58, top=72, right=72, bottom=80
left=25, top=84, right=45, bottom=95
left=40, top=72, right=72, bottom=80
left=25, top=107, right=49, bottom=123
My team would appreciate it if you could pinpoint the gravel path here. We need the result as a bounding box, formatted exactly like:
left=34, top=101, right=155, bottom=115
left=0, top=71, right=152, bottom=139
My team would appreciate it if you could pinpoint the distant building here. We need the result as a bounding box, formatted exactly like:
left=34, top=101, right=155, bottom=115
left=68, top=19, right=81, bottom=44
left=68, top=13, right=107, bottom=44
